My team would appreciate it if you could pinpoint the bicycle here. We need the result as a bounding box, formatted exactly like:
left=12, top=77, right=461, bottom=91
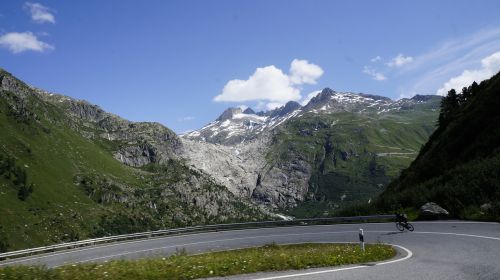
left=396, top=221, right=414, bottom=232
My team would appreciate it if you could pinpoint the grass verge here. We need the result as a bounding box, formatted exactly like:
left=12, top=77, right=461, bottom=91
left=0, top=243, right=395, bottom=280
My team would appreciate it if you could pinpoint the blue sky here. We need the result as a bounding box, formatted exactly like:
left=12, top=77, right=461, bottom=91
left=1, top=1, right=500, bottom=133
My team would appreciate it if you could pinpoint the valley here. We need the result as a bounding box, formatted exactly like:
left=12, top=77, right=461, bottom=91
left=0, top=67, right=441, bottom=251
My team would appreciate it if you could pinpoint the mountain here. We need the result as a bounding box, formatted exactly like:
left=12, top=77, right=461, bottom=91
left=0, top=68, right=269, bottom=252
left=182, top=101, right=303, bottom=145
left=378, top=72, right=500, bottom=221
left=182, top=88, right=442, bottom=216
left=0, top=67, right=444, bottom=252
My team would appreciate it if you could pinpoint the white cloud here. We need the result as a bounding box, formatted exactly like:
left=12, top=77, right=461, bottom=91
left=386, top=53, right=413, bottom=67
left=370, top=56, right=382, bottom=63
left=0, top=32, right=54, bottom=53
left=237, top=104, right=248, bottom=111
left=265, top=102, right=285, bottom=110
left=363, top=66, right=387, bottom=81
left=404, top=27, right=500, bottom=74
left=24, top=2, right=55, bottom=24
left=177, top=116, right=195, bottom=122
left=289, top=59, right=324, bottom=85
left=301, top=90, right=321, bottom=105
left=399, top=27, right=500, bottom=98
left=214, top=59, right=323, bottom=104
left=436, top=51, right=500, bottom=96
left=214, top=66, right=300, bottom=103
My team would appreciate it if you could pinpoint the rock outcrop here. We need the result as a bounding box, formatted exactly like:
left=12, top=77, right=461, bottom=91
left=419, top=202, right=450, bottom=219
left=33, top=87, right=182, bottom=167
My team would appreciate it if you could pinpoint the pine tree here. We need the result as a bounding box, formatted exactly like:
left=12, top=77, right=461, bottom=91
left=438, top=89, right=459, bottom=128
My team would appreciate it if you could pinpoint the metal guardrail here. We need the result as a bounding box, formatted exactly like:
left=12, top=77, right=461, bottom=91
left=0, top=214, right=395, bottom=261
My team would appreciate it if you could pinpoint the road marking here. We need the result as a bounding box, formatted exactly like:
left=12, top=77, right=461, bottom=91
left=413, top=231, right=500, bottom=241
left=249, top=244, right=412, bottom=280
left=1, top=221, right=498, bottom=267
left=0, top=220, right=489, bottom=265
left=70, top=230, right=498, bottom=266
left=412, top=221, right=500, bottom=225
left=0, top=222, right=400, bottom=265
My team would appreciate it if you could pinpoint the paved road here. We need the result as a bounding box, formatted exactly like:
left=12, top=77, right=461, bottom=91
left=1, top=221, right=500, bottom=279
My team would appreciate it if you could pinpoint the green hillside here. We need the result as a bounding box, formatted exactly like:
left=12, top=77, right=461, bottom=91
left=267, top=98, right=441, bottom=217
left=378, top=72, right=500, bottom=221
left=0, top=69, right=267, bottom=252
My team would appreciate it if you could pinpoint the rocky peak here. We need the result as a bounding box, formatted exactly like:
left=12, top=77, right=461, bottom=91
left=411, top=95, right=435, bottom=102
left=270, top=101, right=302, bottom=118
left=216, top=107, right=243, bottom=122
left=243, top=107, right=256, bottom=114
left=359, top=93, right=392, bottom=102
left=308, top=88, right=336, bottom=106
left=0, top=69, right=32, bottom=99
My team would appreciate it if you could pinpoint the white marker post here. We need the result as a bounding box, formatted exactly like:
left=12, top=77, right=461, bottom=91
left=359, top=228, right=365, bottom=252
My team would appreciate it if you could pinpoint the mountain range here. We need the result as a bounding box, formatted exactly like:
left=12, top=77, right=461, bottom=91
left=0, top=67, right=441, bottom=251
left=182, top=88, right=441, bottom=216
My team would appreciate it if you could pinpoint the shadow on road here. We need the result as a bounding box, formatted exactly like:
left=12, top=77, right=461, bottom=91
left=383, top=231, right=406, bottom=236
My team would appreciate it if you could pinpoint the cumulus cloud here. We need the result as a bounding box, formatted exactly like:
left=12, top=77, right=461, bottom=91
left=363, top=66, right=387, bottom=81
left=370, top=56, right=382, bottom=62
left=436, top=51, right=500, bottom=96
left=0, top=32, right=54, bottom=53
left=301, top=90, right=321, bottom=105
left=289, top=59, right=324, bottom=85
left=178, top=116, right=195, bottom=122
left=214, top=66, right=299, bottom=103
left=24, top=2, right=55, bottom=24
left=214, top=59, right=323, bottom=105
left=386, top=53, right=413, bottom=67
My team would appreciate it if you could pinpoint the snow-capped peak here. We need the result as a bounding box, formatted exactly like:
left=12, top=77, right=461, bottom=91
left=183, top=88, right=440, bottom=145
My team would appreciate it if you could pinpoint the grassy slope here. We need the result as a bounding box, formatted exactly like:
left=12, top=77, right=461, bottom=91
left=378, top=72, right=500, bottom=221
left=0, top=88, right=146, bottom=249
left=0, top=70, right=267, bottom=251
left=268, top=101, right=439, bottom=217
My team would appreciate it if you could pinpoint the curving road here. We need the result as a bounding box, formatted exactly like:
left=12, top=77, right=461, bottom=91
left=1, top=221, right=500, bottom=279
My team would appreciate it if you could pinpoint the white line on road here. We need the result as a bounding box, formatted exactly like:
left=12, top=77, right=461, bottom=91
left=2, top=222, right=498, bottom=267
left=249, top=244, right=413, bottom=280
left=413, top=231, right=500, bottom=241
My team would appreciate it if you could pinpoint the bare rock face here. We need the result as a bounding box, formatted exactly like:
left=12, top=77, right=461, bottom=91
left=0, top=71, right=32, bottom=98
left=252, top=157, right=311, bottom=208
left=181, top=136, right=312, bottom=209
left=181, top=138, right=267, bottom=198
left=419, top=202, right=450, bottom=219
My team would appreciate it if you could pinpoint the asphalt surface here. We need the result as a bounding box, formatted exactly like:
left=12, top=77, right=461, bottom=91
left=1, top=221, right=500, bottom=279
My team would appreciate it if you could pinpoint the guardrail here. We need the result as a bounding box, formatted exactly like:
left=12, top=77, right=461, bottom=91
left=0, top=214, right=395, bottom=261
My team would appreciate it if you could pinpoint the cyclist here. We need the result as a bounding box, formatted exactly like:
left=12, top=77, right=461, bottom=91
left=396, top=213, right=408, bottom=225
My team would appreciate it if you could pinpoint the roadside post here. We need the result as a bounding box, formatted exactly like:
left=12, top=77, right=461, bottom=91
left=359, top=228, right=365, bottom=252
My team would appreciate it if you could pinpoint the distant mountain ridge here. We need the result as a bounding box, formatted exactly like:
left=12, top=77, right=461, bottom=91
left=183, top=88, right=439, bottom=146
left=182, top=88, right=442, bottom=214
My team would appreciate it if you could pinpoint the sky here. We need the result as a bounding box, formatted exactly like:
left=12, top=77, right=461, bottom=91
left=1, top=1, right=500, bottom=133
